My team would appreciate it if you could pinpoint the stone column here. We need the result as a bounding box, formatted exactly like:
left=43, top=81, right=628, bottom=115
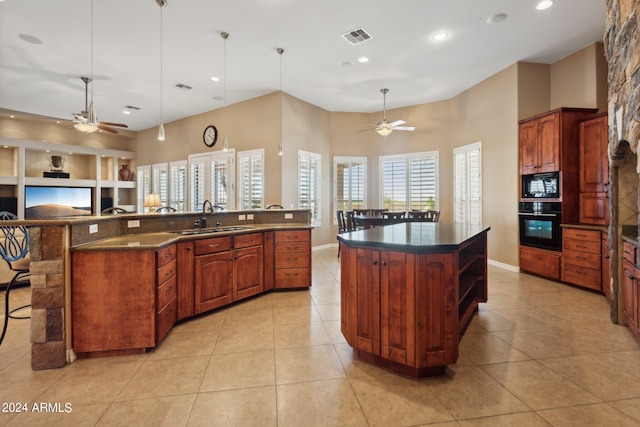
left=29, top=226, right=67, bottom=369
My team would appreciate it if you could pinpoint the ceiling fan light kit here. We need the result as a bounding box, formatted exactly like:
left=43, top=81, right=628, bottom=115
left=359, top=88, right=416, bottom=136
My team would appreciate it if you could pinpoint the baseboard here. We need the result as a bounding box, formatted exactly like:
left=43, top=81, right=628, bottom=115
left=488, top=258, right=520, bottom=272
left=312, top=243, right=337, bottom=252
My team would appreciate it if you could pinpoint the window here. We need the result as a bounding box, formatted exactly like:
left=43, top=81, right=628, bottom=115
left=453, top=142, right=482, bottom=224
left=379, top=151, right=438, bottom=212
left=299, top=150, right=321, bottom=226
left=169, top=160, right=187, bottom=212
left=334, top=156, right=366, bottom=223
left=152, top=163, right=169, bottom=206
left=189, top=150, right=235, bottom=212
left=237, top=149, right=264, bottom=210
left=136, top=165, right=151, bottom=213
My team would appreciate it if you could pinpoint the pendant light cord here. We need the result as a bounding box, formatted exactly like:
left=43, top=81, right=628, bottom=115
left=160, top=5, right=163, bottom=124
left=90, top=0, right=94, bottom=108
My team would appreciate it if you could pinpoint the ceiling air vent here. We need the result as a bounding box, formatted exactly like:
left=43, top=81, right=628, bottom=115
left=342, top=28, right=372, bottom=45
left=175, top=83, right=193, bottom=90
left=124, top=105, right=140, bottom=110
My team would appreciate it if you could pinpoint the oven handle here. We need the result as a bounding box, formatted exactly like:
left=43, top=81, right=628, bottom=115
left=518, top=212, right=559, bottom=217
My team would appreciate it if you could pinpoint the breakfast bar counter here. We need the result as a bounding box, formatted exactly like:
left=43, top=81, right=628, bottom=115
left=337, top=222, right=490, bottom=377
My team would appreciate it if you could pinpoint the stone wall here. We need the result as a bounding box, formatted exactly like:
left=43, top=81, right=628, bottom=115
left=605, top=0, right=640, bottom=157
left=29, top=226, right=67, bottom=369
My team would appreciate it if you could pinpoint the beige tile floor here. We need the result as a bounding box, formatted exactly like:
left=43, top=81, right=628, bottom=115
left=1, top=247, right=640, bottom=426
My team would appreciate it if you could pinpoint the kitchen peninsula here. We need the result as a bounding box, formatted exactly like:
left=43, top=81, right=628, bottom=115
left=337, top=222, right=490, bottom=377
left=18, top=209, right=311, bottom=369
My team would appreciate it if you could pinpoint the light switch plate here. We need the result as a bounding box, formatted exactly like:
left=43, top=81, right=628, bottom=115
left=285, top=213, right=294, bottom=219
left=89, top=224, right=98, bottom=234
left=128, top=220, right=140, bottom=228
left=238, top=214, right=246, bottom=220
left=247, top=214, right=254, bottom=220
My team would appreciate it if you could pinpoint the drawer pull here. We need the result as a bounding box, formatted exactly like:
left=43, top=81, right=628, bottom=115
left=164, top=307, right=174, bottom=317
left=166, top=285, right=173, bottom=293
left=165, top=270, right=173, bottom=276
left=209, top=243, right=221, bottom=248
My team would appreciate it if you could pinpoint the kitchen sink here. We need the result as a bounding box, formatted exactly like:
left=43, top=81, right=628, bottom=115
left=174, top=226, right=252, bottom=235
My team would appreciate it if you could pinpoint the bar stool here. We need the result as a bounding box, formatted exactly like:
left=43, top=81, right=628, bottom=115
left=0, top=212, right=31, bottom=347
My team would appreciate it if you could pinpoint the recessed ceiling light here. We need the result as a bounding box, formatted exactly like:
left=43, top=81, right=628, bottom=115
left=357, top=56, right=369, bottom=64
left=9, top=115, right=15, bottom=118
left=432, top=32, right=449, bottom=41
left=536, top=0, right=553, bottom=10
left=487, top=13, right=508, bottom=24
left=211, top=76, right=220, bottom=82
left=123, top=110, right=131, bottom=115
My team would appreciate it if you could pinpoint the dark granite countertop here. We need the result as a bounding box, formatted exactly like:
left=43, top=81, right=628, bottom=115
left=337, top=222, right=491, bottom=253
left=72, top=223, right=312, bottom=251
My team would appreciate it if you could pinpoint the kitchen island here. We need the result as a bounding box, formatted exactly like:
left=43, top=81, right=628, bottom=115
left=337, top=222, right=490, bottom=377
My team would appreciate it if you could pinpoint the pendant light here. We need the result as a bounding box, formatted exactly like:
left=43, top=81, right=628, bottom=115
left=221, top=32, right=229, bottom=152
left=277, top=47, right=284, bottom=156
left=157, top=0, right=166, bottom=141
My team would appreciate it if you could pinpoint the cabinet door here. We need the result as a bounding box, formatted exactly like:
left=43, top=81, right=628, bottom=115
left=354, top=248, right=381, bottom=355
left=234, top=245, right=264, bottom=300
left=579, top=192, right=609, bottom=225
left=580, top=115, right=609, bottom=192
left=519, top=120, right=538, bottom=175
left=176, top=241, right=195, bottom=320
left=621, top=260, right=637, bottom=332
left=380, top=251, right=415, bottom=366
left=537, top=112, right=560, bottom=172
left=195, top=251, right=233, bottom=313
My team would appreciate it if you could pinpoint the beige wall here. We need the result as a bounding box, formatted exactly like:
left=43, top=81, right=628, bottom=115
left=551, top=42, right=608, bottom=112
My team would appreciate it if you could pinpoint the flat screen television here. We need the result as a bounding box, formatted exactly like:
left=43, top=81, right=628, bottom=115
left=25, top=186, right=93, bottom=219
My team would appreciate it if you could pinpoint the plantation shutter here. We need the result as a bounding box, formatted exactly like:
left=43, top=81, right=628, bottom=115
left=453, top=142, right=482, bottom=224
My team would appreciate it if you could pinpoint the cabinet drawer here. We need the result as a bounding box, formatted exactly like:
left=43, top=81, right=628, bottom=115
left=234, top=232, right=263, bottom=249
left=275, top=241, right=310, bottom=253
left=156, top=297, right=177, bottom=342
left=195, top=236, right=232, bottom=255
left=562, top=263, right=601, bottom=291
left=275, top=268, right=311, bottom=288
left=157, top=259, right=176, bottom=286
left=623, top=242, right=637, bottom=264
left=157, top=276, right=177, bottom=310
left=157, top=245, right=176, bottom=267
left=275, top=252, right=311, bottom=269
left=563, top=228, right=600, bottom=243
left=563, top=239, right=600, bottom=254
left=519, top=246, right=561, bottom=280
left=563, top=249, right=600, bottom=268
left=275, top=230, right=310, bottom=243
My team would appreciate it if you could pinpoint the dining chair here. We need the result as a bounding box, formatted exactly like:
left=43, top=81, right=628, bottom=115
left=0, top=211, right=31, bottom=347
left=369, top=209, right=389, bottom=216
left=383, top=212, right=406, bottom=221
left=353, top=208, right=370, bottom=216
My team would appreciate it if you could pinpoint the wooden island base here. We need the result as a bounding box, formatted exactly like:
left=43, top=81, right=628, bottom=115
left=338, top=223, right=490, bottom=377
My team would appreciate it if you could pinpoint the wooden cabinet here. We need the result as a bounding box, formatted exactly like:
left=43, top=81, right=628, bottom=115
left=194, top=233, right=264, bottom=314
left=602, top=232, right=611, bottom=299
left=579, top=112, right=609, bottom=225
left=519, top=111, right=561, bottom=174
left=176, top=241, right=195, bottom=320
left=263, top=231, right=275, bottom=291
left=156, top=245, right=177, bottom=342
left=340, top=230, right=487, bottom=377
left=71, top=245, right=176, bottom=355
left=274, top=230, right=311, bottom=288
left=621, top=241, right=639, bottom=339
left=519, top=245, right=561, bottom=280
left=561, top=227, right=602, bottom=291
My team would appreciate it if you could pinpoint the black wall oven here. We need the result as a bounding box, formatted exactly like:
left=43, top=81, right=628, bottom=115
left=518, top=202, right=562, bottom=251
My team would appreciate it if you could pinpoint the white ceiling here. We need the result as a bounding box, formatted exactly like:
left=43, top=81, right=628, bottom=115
left=0, top=0, right=607, bottom=132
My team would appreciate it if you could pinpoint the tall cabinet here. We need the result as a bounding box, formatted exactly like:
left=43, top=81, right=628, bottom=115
left=578, top=112, right=609, bottom=225
left=518, top=108, right=597, bottom=280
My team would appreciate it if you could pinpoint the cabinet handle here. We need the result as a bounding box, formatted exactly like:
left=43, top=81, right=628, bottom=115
left=186, top=247, right=192, bottom=251
left=629, top=274, right=636, bottom=280
left=372, top=260, right=378, bottom=265
left=164, top=308, right=174, bottom=317
left=165, top=270, right=173, bottom=277
left=605, top=255, right=610, bottom=259
left=381, top=261, right=387, bottom=267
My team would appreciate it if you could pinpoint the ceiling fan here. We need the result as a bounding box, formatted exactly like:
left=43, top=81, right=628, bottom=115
left=72, top=76, right=128, bottom=134
left=359, top=88, right=416, bottom=136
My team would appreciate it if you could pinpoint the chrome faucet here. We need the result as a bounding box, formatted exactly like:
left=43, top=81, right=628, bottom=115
left=200, top=200, right=213, bottom=228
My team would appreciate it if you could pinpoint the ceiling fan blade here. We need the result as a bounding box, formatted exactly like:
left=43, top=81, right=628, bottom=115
left=99, top=121, right=128, bottom=128
left=97, top=124, right=119, bottom=134
left=393, top=126, right=416, bottom=131
left=388, top=120, right=406, bottom=127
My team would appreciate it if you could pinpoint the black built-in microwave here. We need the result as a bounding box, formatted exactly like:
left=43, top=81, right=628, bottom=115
left=521, top=172, right=560, bottom=199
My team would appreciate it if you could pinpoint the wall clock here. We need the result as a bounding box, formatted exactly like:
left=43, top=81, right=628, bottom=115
left=203, top=125, right=218, bottom=147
